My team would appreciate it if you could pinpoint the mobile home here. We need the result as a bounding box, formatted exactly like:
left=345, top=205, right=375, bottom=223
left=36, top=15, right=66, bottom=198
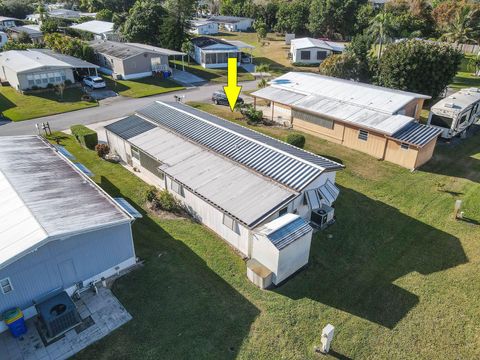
left=290, top=38, right=345, bottom=65
left=428, top=87, right=480, bottom=139
left=105, top=101, right=344, bottom=287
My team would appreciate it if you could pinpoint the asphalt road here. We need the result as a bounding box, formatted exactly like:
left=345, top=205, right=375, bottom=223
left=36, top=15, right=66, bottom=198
left=0, top=81, right=258, bottom=136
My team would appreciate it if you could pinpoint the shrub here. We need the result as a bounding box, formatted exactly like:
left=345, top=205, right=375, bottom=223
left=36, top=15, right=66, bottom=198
left=144, top=186, right=181, bottom=213
left=143, top=186, right=158, bottom=203
left=242, top=104, right=263, bottom=124
left=70, top=124, right=98, bottom=150
left=285, top=133, right=306, bottom=148
left=95, top=143, right=110, bottom=158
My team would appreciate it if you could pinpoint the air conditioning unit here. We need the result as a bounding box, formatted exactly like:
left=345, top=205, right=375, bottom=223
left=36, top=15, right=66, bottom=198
left=311, top=205, right=335, bottom=229
left=35, top=291, right=81, bottom=339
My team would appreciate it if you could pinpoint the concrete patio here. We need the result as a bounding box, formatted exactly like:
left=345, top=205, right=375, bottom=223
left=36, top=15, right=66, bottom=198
left=0, top=288, right=131, bottom=360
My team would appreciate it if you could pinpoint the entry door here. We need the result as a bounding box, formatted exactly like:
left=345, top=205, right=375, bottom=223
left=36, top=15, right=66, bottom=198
left=58, top=259, right=78, bottom=287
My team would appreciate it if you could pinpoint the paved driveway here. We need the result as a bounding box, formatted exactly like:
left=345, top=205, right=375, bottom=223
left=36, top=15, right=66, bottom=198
left=0, top=81, right=258, bottom=136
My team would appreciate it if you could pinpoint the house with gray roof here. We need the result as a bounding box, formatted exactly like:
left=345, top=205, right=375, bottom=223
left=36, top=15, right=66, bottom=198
left=209, top=15, right=253, bottom=32
left=105, top=101, right=343, bottom=286
left=0, top=135, right=138, bottom=334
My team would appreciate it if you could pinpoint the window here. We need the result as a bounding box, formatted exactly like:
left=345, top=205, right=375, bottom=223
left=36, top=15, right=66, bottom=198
left=401, top=143, right=409, bottom=150
left=458, top=112, right=469, bottom=126
left=292, top=109, right=334, bottom=129
left=358, top=129, right=369, bottom=141
left=317, top=51, right=327, bottom=60
left=300, top=51, right=311, bottom=60
left=0, top=278, right=13, bottom=294
left=171, top=180, right=184, bottom=197
left=131, top=146, right=140, bottom=160
left=430, top=114, right=453, bottom=129
left=223, top=214, right=238, bottom=233
left=279, top=207, right=288, bottom=216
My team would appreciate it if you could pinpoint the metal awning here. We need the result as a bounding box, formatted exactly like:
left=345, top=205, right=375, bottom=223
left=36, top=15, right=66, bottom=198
left=114, top=197, right=142, bottom=218
left=73, top=163, right=94, bottom=177
left=54, top=145, right=75, bottom=160
left=305, top=180, right=339, bottom=209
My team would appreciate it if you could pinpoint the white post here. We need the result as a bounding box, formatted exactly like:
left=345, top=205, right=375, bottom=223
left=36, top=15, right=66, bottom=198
left=320, top=324, right=335, bottom=354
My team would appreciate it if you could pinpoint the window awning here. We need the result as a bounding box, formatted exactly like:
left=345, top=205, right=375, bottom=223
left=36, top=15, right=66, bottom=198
left=305, top=180, right=339, bottom=209
left=114, top=197, right=142, bottom=218
left=73, top=162, right=94, bottom=177
left=54, top=145, right=75, bottom=160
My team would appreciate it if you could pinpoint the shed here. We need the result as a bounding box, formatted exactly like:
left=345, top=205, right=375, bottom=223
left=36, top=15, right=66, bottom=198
left=290, top=37, right=345, bottom=65
left=0, top=136, right=137, bottom=333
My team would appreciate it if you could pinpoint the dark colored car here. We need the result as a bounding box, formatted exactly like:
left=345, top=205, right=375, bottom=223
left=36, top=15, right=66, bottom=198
left=212, top=91, right=244, bottom=106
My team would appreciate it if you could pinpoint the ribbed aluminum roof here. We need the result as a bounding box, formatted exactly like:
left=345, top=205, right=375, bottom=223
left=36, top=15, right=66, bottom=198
left=252, top=87, right=306, bottom=106
left=105, top=115, right=156, bottom=139
left=135, top=102, right=343, bottom=191
left=390, top=122, right=442, bottom=147
left=257, top=213, right=312, bottom=250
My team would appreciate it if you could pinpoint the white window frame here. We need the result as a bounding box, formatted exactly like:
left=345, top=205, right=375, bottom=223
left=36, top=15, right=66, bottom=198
left=223, top=214, right=238, bottom=233
left=358, top=129, right=369, bottom=141
left=171, top=180, right=184, bottom=197
left=0, top=277, right=13, bottom=294
left=131, top=146, right=140, bottom=160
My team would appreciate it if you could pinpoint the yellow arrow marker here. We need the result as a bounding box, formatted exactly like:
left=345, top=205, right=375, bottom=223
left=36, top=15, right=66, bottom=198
left=223, top=57, right=242, bottom=112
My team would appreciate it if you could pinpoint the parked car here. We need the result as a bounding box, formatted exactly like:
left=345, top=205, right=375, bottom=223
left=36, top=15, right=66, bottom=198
left=83, top=76, right=106, bottom=89
left=212, top=91, right=244, bottom=106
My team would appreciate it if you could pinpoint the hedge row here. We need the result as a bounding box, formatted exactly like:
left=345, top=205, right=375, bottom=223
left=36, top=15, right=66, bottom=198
left=71, top=124, right=98, bottom=150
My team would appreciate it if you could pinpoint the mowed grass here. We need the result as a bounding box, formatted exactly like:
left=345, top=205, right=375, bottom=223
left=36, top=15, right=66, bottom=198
left=451, top=54, right=480, bottom=90
left=102, top=76, right=185, bottom=98
left=63, top=98, right=480, bottom=359
left=0, top=86, right=97, bottom=122
left=170, top=60, right=255, bottom=83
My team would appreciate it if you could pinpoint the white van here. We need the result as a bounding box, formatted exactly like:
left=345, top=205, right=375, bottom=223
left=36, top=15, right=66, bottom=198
left=428, top=88, right=480, bottom=139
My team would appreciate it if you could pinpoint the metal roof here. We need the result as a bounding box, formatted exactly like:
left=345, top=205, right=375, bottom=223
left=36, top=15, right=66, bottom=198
left=10, top=26, right=43, bottom=36
left=126, top=43, right=186, bottom=57
left=252, top=87, right=306, bottom=105
left=0, top=136, right=132, bottom=270
left=291, top=37, right=345, bottom=52
left=105, top=115, right=156, bottom=139
left=70, top=20, right=114, bottom=35
left=33, top=49, right=99, bottom=69
left=90, top=40, right=145, bottom=59
left=257, top=213, right=312, bottom=250
left=390, top=122, right=442, bottom=147
left=127, top=127, right=297, bottom=228
left=135, top=101, right=343, bottom=191
left=209, top=15, right=253, bottom=24
left=431, top=88, right=480, bottom=117
left=222, top=39, right=255, bottom=49
left=0, top=50, right=72, bottom=73
left=191, top=37, right=236, bottom=49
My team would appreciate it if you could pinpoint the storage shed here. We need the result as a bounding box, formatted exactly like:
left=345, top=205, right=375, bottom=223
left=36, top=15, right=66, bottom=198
left=0, top=136, right=137, bottom=333
left=252, top=72, right=442, bottom=170
left=290, top=38, right=345, bottom=65
left=105, top=101, right=344, bottom=286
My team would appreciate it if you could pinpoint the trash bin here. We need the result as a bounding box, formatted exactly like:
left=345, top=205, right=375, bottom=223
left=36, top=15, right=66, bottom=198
left=3, top=308, right=27, bottom=338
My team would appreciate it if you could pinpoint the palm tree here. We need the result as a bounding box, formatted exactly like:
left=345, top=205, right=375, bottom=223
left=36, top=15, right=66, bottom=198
left=368, top=11, right=396, bottom=60
left=441, top=6, right=478, bottom=47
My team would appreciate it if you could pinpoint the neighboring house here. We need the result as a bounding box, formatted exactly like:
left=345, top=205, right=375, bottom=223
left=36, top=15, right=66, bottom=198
left=252, top=72, right=443, bottom=170
left=90, top=40, right=185, bottom=80
left=290, top=37, right=345, bottom=65
left=105, top=101, right=344, bottom=287
left=190, top=36, right=254, bottom=68
left=9, top=25, right=44, bottom=44
left=70, top=20, right=114, bottom=40
left=0, top=50, right=98, bottom=91
left=209, top=15, right=253, bottom=32
left=0, top=135, right=138, bottom=333
left=0, top=17, right=17, bottom=31
left=190, top=19, right=219, bottom=35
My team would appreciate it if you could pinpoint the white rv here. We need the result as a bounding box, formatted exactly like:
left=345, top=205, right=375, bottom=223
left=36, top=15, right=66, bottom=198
left=428, top=88, right=480, bottom=139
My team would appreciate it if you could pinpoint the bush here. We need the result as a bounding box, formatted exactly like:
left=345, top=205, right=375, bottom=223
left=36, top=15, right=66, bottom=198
left=95, top=143, right=110, bottom=158
left=143, top=186, right=158, bottom=203
left=285, top=133, right=306, bottom=148
left=241, top=104, right=263, bottom=124
left=143, top=186, right=181, bottom=213
left=70, top=124, right=98, bottom=150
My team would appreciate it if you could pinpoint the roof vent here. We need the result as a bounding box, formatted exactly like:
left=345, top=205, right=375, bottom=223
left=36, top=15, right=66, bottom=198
left=444, top=102, right=455, bottom=108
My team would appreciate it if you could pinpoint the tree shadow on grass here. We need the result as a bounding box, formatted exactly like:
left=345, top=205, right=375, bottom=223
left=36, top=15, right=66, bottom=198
left=275, top=186, right=467, bottom=329
left=76, top=176, right=259, bottom=359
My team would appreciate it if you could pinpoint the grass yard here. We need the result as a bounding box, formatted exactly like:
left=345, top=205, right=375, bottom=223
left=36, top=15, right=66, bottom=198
left=0, top=86, right=97, bottom=122
left=102, top=76, right=185, bottom=98
left=170, top=60, right=255, bottom=83
left=61, top=97, right=480, bottom=359
left=450, top=54, right=480, bottom=90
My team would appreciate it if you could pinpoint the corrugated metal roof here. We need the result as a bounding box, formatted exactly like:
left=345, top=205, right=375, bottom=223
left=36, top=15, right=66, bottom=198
left=390, top=122, right=442, bottom=147
left=105, top=115, right=156, bottom=139
left=33, top=49, right=99, bottom=69
left=209, top=15, right=253, bottom=24
left=126, top=43, right=186, bottom=56
left=136, top=101, right=343, bottom=191
left=70, top=20, right=114, bottom=35
left=291, top=38, right=345, bottom=52
left=258, top=213, right=312, bottom=250
left=252, top=87, right=306, bottom=105
left=0, top=50, right=72, bottom=73
left=90, top=40, right=144, bottom=59
left=0, top=136, right=132, bottom=270
left=128, top=127, right=296, bottom=227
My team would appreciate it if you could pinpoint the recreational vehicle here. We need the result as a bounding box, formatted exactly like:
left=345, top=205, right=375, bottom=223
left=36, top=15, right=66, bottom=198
left=428, top=88, right=480, bottom=139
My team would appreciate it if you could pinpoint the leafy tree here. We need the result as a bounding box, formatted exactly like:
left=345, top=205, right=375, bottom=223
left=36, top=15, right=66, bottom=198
left=160, top=0, right=196, bottom=50
left=385, top=0, right=436, bottom=38
left=275, top=0, right=309, bottom=35
left=355, top=3, right=377, bottom=33
left=95, top=9, right=113, bottom=21
left=16, top=31, right=31, bottom=44
left=254, top=20, right=268, bottom=43
left=375, top=39, right=463, bottom=98
left=121, top=0, right=167, bottom=45
left=0, top=0, right=34, bottom=19
left=368, top=11, right=397, bottom=59
left=346, top=33, right=374, bottom=81
left=40, top=18, right=60, bottom=34
left=257, top=2, right=279, bottom=32
left=181, top=41, right=194, bottom=63
left=308, top=0, right=359, bottom=40
left=319, top=53, right=361, bottom=80
left=2, top=40, right=40, bottom=51
left=44, top=33, right=94, bottom=62
left=441, top=6, right=479, bottom=45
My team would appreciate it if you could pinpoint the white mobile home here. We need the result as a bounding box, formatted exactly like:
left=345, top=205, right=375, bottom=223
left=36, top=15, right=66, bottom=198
left=190, top=37, right=254, bottom=68
left=0, top=136, right=138, bottom=334
left=290, top=38, right=345, bottom=65
left=209, top=16, right=253, bottom=32
left=190, top=19, right=219, bottom=35
left=428, top=87, right=480, bottom=139
left=70, top=20, right=115, bottom=40
left=105, top=102, right=344, bottom=286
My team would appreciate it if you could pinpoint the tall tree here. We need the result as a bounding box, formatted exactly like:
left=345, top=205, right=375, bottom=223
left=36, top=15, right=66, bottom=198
left=308, top=0, right=360, bottom=40
left=441, top=6, right=479, bottom=45
left=121, top=0, right=167, bottom=45
left=368, top=11, right=396, bottom=59
left=160, top=0, right=196, bottom=50
left=274, top=0, right=309, bottom=35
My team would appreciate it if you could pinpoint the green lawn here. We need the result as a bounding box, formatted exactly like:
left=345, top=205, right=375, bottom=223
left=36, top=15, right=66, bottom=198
left=0, top=87, right=97, bottom=122
left=170, top=60, right=255, bottom=83
left=62, top=100, right=480, bottom=359
left=450, top=54, right=480, bottom=90
left=102, top=76, right=185, bottom=98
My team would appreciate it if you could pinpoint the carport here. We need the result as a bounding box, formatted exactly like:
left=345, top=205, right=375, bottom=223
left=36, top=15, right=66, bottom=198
left=34, top=49, right=99, bottom=81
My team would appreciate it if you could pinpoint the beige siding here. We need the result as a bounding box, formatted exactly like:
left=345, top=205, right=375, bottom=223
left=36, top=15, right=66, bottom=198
left=415, top=138, right=437, bottom=168
left=292, top=117, right=345, bottom=144
left=384, top=139, right=419, bottom=169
